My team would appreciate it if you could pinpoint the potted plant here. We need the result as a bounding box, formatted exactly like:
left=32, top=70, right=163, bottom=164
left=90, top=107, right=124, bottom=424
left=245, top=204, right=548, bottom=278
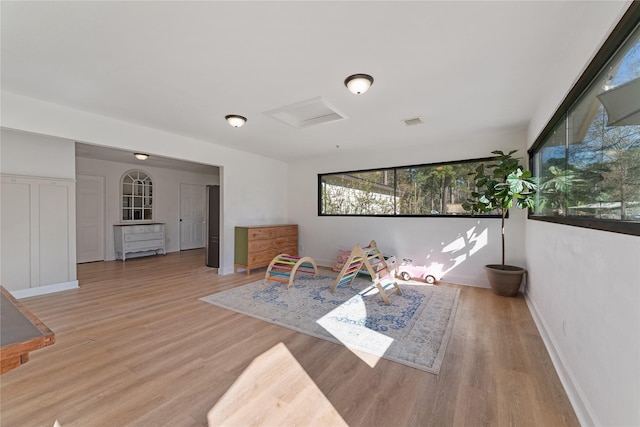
left=462, top=150, right=537, bottom=297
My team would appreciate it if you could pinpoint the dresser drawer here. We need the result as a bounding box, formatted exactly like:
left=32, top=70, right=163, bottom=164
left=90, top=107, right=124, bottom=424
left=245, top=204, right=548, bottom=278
left=124, top=239, right=165, bottom=251
left=275, top=236, right=297, bottom=248
left=248, top=251, right=275, bottom=267
left=279, top=246, right=298, bottom=257
left=276, top=225, right=298, bottom=237
left=248, top=239, right=276, bottom=252
left=122, top=224, right=162, bottom=234
left=248, top=227, right=276, bottom=240
left=124, top=232, right=164, bottom=242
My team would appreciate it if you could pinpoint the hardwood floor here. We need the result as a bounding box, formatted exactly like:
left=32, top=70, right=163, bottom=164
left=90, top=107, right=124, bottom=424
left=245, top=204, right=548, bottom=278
left=0, top=249, right=578, bottom=427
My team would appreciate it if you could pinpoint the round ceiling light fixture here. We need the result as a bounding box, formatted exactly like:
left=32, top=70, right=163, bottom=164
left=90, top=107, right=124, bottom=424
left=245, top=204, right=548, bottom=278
left=344, top=73, right=374, bottom=95
left=225, top=114, right=247, bottom=128
left=134, top=153, right=149, bottom=160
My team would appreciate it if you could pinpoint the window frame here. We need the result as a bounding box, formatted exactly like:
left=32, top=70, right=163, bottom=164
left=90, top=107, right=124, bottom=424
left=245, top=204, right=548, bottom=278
left=120, top=169, right=154, bottom=222
left=318, top=156, right=503, bottom=218
left=527, top=3, right=640, bottom=237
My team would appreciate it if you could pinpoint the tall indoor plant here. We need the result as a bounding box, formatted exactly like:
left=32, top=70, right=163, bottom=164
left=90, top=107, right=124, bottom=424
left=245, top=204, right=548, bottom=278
left=462, top=150, right=537, bottom=296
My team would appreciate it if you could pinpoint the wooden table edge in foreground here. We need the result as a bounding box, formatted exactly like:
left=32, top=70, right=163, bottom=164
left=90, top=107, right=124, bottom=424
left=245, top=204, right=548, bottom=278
left=0, top=286, right=55, bottom=375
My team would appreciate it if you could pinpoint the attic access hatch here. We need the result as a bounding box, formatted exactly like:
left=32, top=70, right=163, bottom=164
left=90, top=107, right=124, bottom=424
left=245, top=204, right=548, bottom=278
left=264, top=97, right=347, bottom=128
left=403, top=116, right=424, bottom=126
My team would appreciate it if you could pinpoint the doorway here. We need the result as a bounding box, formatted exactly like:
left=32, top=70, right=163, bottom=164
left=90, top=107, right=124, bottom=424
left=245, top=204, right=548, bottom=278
left=76, top=174, right=105, bottom=263
left=180, top=183, right=206, bottom=250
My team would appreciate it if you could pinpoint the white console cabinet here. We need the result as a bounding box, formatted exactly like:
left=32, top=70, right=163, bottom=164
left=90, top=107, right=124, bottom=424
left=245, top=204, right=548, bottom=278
left=114, top=223, right=166, bottom=261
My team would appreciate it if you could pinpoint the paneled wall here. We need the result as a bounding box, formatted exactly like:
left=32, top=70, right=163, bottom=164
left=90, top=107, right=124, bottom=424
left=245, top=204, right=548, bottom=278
left=0, top=129, right=78, bottom=296
left=1, top=175, right=76, bottom=290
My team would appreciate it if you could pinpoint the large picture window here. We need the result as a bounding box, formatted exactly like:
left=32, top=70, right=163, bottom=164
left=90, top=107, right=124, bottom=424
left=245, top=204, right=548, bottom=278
left=529, top=8, right=640, bottom=236
left=319, top=158, right=499, bottom=217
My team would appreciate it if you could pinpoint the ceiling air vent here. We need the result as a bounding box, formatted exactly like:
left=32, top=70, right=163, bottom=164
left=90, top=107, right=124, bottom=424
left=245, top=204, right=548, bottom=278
left=264, top=97, right=347, bottom=128
left=403, top=116, right=424, bottom=126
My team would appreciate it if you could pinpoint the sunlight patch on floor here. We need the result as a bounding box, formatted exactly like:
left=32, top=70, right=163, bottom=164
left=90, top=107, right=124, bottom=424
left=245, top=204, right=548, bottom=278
left=316, top=289, right=394, bottom=368
left=207, top=342, right=347, bottom=427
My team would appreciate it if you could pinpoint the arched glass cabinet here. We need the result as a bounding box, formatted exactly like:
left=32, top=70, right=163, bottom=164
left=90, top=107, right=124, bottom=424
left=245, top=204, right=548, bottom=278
left=121, top=170, right=153, bottom=221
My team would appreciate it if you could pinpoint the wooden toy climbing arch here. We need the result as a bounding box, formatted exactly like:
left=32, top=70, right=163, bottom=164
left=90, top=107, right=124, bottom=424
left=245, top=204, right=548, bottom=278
left=264, top=254, right=319, bottom=288
left=331, top=240, right=402, bottom=305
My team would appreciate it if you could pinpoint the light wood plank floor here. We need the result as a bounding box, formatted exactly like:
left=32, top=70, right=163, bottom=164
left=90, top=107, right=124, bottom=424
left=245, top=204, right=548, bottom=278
left=0, top=249, right=578, bottom=427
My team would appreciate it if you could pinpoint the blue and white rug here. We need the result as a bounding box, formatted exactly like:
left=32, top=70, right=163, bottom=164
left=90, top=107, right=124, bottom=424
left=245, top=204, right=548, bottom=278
left=200, top=274, right=460, bottom=374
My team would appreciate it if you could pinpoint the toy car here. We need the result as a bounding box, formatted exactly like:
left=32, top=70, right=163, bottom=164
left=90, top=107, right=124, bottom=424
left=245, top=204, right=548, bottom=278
left=396, top=258, right=437, bottom=284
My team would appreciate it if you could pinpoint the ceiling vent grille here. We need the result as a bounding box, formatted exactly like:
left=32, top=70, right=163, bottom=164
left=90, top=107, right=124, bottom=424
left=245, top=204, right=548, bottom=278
left=264, top=97, right=347, bottom=128
left=403, top=116, right=424, bottom=126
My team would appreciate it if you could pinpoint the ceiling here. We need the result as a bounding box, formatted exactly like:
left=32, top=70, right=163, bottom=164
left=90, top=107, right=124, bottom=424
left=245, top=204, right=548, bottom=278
left=0, top=1, right=626, bottom=163
left=75, top=142, right=219, bottom=175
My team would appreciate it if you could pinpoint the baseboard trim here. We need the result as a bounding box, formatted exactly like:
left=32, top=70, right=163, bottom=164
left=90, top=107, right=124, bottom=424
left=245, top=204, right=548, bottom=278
left=524, top=292, right=596, bottom=426
left=10, top=280, right=79, bottom=299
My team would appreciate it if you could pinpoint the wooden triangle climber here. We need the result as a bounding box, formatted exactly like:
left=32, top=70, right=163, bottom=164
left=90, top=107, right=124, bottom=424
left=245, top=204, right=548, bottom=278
left=331, top=240, right=402, bottom=305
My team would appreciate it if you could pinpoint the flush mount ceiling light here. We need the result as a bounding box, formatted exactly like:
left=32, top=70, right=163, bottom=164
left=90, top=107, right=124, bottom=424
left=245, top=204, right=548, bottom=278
left=134, top=153, right=149, bottom=160
left=225, top=114, right=247, bottom=128
left=344, top=73, right=374, bottom=95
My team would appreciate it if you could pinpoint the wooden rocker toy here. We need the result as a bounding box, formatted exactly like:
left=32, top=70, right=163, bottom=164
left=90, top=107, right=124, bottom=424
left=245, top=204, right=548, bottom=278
left=264, top=254, right=319, bottom=288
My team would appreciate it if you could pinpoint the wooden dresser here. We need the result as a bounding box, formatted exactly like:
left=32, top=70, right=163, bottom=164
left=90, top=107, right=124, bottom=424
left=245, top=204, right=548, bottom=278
left=234, top=225, right=298, bottom=275
left=114, top=223, right=166, bottom=261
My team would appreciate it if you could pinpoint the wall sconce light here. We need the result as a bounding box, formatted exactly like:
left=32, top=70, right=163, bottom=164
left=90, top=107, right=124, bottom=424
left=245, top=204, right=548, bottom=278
left=134, top=153, right=149, bottom=160
left=344, top=74, right=374, bottom=95
left=225, top=115, right=247, bottom=128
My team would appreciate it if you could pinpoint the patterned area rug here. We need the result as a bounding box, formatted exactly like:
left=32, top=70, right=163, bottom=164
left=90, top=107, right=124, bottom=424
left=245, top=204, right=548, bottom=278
left=200, top=274, right=460, bottom=374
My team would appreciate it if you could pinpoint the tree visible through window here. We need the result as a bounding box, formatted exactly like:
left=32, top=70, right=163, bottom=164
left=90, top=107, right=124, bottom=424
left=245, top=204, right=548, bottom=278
left=532, top=22, right=640, bottom=228
left=319, top=158, right=499, bottom=217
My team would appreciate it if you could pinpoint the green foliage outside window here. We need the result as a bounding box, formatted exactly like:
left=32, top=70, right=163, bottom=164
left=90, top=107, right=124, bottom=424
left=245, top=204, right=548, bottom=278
left=319, top=159, right=499, bottom=217
left=532, top=23, right=640, bottom=229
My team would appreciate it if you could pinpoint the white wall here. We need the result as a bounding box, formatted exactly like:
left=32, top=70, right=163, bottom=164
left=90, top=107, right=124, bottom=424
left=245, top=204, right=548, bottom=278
left=1, top=92, right=290, bottom=274
left=526, top=223, right=639, bottom=427
left=1, top=128, right=75, bottom=179
left=525, top=2, right=639, bottom=426
left=76, top=157, right=219, bottom=260
left=287, top=129, right=528, bottom=288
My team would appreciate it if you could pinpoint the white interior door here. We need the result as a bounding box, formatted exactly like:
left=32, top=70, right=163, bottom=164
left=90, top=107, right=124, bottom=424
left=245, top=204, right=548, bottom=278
left=76, top=174, right=105, bottom=263
left=180, top=183, right=206, bottom=250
